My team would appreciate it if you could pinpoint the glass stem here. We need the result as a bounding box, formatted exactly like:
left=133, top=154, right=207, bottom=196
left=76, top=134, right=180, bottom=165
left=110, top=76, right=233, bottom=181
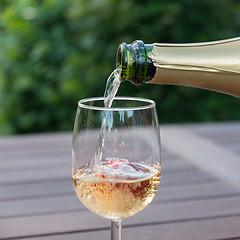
left=111, top=220, right=122, bottom=240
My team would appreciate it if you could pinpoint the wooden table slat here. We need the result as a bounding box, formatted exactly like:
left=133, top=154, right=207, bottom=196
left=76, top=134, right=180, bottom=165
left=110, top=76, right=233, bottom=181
left=1, top=178, right=237, bottom=203
left=0, top=164, right=216, bottom=187
left=20, top=216, right=240, bottom=240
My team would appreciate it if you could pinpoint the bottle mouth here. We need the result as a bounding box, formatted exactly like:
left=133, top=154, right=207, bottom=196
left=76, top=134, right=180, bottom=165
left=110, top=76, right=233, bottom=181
left=116, top=43, right=127, bottom=70
left=116, top=40, right=156, bottom=85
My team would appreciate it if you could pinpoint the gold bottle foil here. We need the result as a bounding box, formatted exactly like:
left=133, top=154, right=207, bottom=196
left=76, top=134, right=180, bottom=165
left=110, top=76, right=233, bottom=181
left=149, top=37, right=240, bottom=97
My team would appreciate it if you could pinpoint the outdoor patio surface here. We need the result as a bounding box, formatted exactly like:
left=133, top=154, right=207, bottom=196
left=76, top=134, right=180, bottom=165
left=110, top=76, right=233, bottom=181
left=0, top=122, right=240, bottom=240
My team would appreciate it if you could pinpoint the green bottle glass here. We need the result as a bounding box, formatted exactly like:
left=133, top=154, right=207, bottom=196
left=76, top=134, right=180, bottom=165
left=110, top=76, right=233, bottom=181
left=116, top=37, right=240, bottom=98
left=116, top=40, right=156, bottom=85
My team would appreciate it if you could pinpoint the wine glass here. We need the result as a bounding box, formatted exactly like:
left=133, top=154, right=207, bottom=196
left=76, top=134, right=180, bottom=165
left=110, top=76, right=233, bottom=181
left=72, top=96, right=161, bottom=240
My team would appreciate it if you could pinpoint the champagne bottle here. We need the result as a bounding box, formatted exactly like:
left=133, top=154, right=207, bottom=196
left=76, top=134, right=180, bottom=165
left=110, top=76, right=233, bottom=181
left=116, top=37, right=240, bottom=98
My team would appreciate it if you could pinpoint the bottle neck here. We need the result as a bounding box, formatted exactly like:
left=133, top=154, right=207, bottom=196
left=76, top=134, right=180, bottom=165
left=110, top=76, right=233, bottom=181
left=116, top=40, right=156, bottom=85
left=116, top=38, right=240, bottom=97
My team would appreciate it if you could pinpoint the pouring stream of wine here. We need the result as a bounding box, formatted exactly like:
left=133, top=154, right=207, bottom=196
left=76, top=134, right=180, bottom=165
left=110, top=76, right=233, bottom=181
left=93, top=68, right=122, bottom=169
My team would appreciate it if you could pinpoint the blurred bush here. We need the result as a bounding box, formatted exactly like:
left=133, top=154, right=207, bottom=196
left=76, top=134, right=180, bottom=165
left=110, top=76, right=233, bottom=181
left=0, top=0, right=240, bottom=134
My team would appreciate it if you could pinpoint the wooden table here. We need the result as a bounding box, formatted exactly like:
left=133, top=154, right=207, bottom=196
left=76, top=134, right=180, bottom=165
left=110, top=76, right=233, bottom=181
left=0, top=122, right=240, bottom=240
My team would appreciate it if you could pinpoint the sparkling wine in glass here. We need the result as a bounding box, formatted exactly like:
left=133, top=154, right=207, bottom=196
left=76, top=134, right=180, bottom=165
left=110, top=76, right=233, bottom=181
left=72, top=97, right=161, bottom=240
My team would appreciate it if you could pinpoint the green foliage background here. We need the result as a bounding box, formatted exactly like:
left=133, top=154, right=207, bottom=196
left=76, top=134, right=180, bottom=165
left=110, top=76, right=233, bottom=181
left=0, top=0, right=240, bottom=135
